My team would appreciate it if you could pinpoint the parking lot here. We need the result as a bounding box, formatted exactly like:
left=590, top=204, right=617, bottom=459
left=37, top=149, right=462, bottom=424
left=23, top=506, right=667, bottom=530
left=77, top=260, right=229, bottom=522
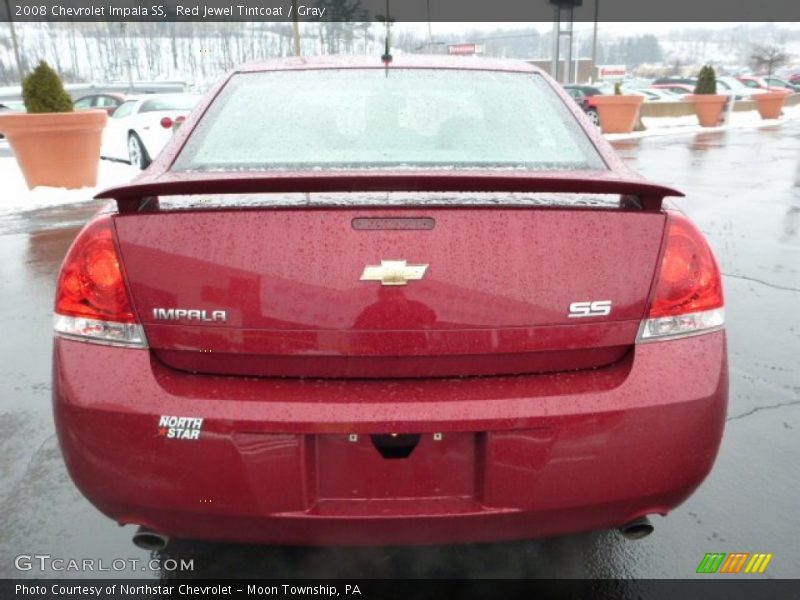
left=0, top=121, right=798, bottom=579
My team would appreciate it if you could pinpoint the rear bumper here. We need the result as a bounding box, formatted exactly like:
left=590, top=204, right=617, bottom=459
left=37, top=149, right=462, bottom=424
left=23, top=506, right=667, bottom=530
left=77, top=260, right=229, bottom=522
left=52, top=331, right=727, bottom=545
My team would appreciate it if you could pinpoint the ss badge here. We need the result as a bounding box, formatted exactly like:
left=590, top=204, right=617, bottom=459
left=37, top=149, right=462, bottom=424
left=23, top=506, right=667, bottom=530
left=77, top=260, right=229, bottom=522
left=568, top=300, right=612, bottom=318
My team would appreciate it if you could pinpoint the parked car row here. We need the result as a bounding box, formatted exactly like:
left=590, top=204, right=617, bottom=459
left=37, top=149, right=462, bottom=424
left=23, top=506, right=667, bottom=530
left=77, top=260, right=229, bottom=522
left=651, top=74, right=800, bottom=96
left=563, top=82, right=684, bottom=125
left=738, top=75, right=800, bottom=93
left=564, top=74, right=797, bottom=124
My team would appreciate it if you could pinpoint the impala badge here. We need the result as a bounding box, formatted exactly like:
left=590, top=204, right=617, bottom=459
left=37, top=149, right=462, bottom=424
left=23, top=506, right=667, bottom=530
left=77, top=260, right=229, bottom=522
left=153, top=308, right=227, bottom=322
left=360, top=260, right=429, bottom=286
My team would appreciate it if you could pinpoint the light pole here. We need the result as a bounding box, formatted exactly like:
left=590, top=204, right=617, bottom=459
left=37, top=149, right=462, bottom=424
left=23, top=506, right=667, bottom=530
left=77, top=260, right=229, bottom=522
left=551, top=19, right=560, bottom=82
left=426, top=0, right=433, bottom=50
left=591, top=0, right=599, bottom=81
left=119, top=22, right=134, bottom=93
left=549, top=0, right=580, bottom=84
left=291, top=0, right=301, bottom=56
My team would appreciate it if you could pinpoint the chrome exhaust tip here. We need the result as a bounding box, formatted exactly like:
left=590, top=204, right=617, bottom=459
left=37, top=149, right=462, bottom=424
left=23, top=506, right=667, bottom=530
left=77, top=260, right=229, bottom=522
left=619, top=516, right=654, bottom=540
left=132, top=526, right=170, bottom=552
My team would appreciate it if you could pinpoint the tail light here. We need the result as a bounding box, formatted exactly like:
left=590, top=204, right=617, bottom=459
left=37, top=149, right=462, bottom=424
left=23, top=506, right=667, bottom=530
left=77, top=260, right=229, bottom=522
left=54, top=215, right=146, bottom=347
left=637, top=212, right=724, bottom=342
left=160, top=117, right=173, bottom=129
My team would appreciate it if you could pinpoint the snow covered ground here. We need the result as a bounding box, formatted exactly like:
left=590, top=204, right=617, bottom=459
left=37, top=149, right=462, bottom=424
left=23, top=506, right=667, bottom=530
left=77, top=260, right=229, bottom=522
left=606, top=103, right=800, bottom=141
left=0, top=146, right=139, bottom=216
left=0, top=104, right=798, bottom=216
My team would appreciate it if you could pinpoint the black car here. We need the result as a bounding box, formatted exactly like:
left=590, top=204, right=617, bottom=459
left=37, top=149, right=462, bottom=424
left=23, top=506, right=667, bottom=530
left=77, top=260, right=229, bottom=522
left=652, top=76, right=697, bottom=86
left=0, top=101, right=25, bottom=139
left=562, top=84, right=604, bottom=126
left=563, top=84, right=605, bottom=97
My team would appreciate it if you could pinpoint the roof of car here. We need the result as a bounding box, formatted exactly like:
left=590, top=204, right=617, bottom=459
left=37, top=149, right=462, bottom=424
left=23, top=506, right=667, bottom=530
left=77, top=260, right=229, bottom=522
left=120, top=93, right=198, bottom=103
left=75, top=92, right=126, bottom=99
left=237, top=54, right=542, bottom=74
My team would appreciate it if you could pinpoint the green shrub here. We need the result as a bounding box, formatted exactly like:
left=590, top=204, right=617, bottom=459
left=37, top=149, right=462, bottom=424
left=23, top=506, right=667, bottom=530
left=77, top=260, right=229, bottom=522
left=22, top=61, right=73, bottom=113
left=613, top=82, right=622, bottom=95
left=694, top=65, right=717, bottom=95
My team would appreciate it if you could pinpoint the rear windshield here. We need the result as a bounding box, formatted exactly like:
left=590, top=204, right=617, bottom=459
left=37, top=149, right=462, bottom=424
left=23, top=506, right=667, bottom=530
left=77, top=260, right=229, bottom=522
left=172, top=69, right=606, bottom=172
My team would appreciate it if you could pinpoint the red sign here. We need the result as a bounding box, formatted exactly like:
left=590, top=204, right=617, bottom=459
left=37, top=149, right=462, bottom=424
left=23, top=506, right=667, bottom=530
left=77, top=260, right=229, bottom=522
left=448, top=44, right=485, bottom=56
left=599, top=65, right=626, bottom=80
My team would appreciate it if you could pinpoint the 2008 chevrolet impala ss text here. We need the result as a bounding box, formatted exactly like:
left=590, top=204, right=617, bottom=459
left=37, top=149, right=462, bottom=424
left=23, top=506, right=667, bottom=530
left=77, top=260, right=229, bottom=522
left=52, top=56, right=727, bottom=549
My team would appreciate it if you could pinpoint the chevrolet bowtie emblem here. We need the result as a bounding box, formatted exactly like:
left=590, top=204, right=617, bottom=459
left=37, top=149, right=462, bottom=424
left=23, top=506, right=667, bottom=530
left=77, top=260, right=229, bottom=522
left=360, top=260, right=429, bottom=286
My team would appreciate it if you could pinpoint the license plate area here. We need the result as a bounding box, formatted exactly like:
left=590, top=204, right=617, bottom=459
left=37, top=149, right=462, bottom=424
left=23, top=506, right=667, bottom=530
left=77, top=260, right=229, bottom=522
left=315, top=432, right=476, bottom=501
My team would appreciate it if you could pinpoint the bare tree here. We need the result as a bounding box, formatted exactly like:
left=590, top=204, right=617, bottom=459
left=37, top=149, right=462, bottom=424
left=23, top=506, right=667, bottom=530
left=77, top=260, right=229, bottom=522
left=750, top=43, right=789, bottom=80
left=668, top=57, right=684, bottom=77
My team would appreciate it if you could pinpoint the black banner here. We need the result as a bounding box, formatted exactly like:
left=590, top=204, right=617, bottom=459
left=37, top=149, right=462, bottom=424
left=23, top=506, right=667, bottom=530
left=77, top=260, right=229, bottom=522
left=3, top=579, right=800, bottom=600
left=1, top=0, right=800, bottom=22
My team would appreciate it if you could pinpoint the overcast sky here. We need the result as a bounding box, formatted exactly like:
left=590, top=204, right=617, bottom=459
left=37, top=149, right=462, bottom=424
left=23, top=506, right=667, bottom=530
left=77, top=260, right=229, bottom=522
left=395, top=21, right=800, bottom=36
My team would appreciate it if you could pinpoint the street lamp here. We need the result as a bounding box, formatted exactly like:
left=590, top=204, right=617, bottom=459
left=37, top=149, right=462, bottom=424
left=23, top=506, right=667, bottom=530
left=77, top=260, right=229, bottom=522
left=591, top=0, right=599, bottom=81
left=291, top=0, right=301, bottom=56
left=549, top=0, right=583, bottom=84
left=426, top=0, right=433, bottom=49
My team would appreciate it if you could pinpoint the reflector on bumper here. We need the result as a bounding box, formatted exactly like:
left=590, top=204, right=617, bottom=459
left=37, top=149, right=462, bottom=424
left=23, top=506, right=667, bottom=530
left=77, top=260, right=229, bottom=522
left=54, top=315, right=148, bottom=347
left=637, top=308, right=724, bottom=342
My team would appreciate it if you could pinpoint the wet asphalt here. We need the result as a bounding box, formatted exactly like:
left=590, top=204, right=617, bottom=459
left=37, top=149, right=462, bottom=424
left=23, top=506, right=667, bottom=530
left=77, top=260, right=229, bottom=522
left=0, top=122, right=798, bottom=581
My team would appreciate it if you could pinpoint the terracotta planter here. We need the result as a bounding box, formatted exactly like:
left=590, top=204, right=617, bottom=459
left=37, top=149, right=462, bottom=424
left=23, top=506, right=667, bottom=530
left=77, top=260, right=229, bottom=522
left=592, top=95, right=644, bottom=134
left=687, top=95, right=728, bottom=128
left=754, top=90, right=789, bottom=120
left=0, top=110, right=107, bottom=189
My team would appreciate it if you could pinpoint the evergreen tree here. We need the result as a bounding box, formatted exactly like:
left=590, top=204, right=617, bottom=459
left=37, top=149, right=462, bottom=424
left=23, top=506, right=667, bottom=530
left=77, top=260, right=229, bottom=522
left=22, top=60, right=73, bottom=113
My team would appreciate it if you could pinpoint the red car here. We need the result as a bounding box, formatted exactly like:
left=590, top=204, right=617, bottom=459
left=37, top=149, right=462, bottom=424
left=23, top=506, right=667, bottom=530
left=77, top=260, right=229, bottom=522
left=52, top=56, right=727, bottom=550
left=738, top=75, right=800, bottom=93
left=73, top=92, right=126, bottom=115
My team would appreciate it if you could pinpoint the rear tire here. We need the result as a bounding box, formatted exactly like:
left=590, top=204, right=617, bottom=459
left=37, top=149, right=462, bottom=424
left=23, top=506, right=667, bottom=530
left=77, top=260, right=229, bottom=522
left=586, top=108, right=600, bottom=127
left=128, top=133, right=151, bottom=170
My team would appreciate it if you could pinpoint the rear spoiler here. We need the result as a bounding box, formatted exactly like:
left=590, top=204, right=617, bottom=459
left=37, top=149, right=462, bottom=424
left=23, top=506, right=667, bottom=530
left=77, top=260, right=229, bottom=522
left=96, top=170, right=683, bottom=213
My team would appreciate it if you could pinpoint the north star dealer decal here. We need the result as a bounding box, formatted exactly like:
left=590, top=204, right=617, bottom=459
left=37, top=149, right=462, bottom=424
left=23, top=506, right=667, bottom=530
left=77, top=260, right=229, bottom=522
left=158, top=415, right=204, bottom=440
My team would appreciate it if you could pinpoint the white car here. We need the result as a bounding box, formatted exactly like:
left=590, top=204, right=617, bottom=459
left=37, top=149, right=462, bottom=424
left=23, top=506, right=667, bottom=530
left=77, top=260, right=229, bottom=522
left=623, top=87, right=683, bottom=102
left=715, top=77, right=767, bottom=100
left=101, top=94, right=199, bottom=169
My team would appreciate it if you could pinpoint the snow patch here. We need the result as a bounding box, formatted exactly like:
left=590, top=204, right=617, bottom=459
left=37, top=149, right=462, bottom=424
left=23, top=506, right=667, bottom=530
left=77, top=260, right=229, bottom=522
left=605, top=103, right=800, bottom=141
left=0, top=155, right=139, bottom=216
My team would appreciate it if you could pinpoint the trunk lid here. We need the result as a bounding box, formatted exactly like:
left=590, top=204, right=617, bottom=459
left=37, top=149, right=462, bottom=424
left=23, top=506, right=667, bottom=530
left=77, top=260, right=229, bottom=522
left=113, top=200, right=666, bottom=378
